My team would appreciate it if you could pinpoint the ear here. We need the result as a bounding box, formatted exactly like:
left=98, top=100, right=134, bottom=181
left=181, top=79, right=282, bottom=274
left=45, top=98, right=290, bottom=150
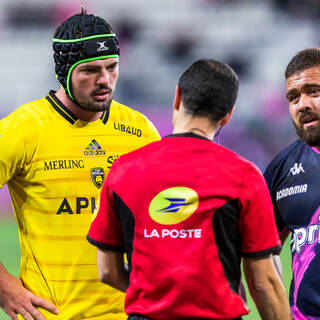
left=219, top=107, right=234, bottom=127
left=173, top=85, right=182, bottom=111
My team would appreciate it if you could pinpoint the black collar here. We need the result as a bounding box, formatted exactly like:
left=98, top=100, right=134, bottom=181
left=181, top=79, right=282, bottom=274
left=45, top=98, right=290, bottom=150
left=46, top=90, right=109, bottom=125
left=164, top=132, right=212, bottom=141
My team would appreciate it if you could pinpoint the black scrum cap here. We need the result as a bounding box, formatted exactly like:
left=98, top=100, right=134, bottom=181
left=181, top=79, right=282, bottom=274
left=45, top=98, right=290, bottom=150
left=53, top=13, right=120, bottom=101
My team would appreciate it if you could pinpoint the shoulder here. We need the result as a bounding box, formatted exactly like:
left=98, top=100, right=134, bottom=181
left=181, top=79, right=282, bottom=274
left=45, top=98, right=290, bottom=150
left=107, top=139, right=160, bottom=185
left=110, top=139, right=161, bottom=171
left=216, top=143, right=262, bottom=173
left=110, top=100, right=159, bottom=135
left=270, top=139, right=304, bottom=164
left=111, top=100, right=148, bottom=122
left=0, top=97, right=51, bottom=169
left=122, top=138, right=260, bottom=174
left=265, top=140, right=304, bottom=176
left=1, top=96, right=52, bottom=131
left=264, top=139, right=306, bottom=189
left=211, top=143, right=269, bottom=191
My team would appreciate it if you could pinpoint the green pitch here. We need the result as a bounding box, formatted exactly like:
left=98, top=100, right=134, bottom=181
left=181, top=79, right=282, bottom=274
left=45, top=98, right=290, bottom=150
left=0, top=219, right=292, bottom=320
left=0, top=219, right=20, bottom=320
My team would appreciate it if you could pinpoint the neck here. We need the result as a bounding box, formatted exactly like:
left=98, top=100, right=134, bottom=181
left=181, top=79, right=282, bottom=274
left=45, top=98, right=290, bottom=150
left=173, top=116, right=218, bottom=141
left=55, top=87, right=103, bottom=122
left=186, top=128, right=212, bottom=140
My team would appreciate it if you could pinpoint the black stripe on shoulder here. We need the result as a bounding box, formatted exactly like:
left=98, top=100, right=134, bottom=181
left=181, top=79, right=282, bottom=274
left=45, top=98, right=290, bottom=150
left=242, top=245, right=282, bottom=258
left=100, top=106, right=110, bottom=124
left=86, top=235, right=125, bottom=253
left=46, top=90, right=78, bottom=125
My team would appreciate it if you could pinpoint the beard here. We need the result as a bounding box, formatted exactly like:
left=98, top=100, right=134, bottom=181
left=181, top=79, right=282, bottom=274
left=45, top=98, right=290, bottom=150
left=73, top=85, right=113, bottom=112
left=77, top=96, right=113, bottom=112
left=293, top=117, right=320, bottom=146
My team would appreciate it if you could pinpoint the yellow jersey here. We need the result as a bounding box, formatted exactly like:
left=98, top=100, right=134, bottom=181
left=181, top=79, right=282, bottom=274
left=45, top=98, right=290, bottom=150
left=0, top=91, right=160, bottom=320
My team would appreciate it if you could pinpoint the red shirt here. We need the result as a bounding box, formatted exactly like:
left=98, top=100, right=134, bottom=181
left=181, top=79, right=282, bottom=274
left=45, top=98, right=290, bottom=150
left=88, top=133, right=281, bottom=320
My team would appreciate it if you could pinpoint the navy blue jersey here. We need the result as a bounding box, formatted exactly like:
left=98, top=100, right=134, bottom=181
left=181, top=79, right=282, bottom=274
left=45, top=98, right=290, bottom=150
left=264, top=139, right=320, bottom=319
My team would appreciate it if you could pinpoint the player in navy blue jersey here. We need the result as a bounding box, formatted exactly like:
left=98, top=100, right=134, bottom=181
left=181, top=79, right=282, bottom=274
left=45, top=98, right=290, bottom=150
left=88, top=59, right=291, bottom=320
left=264, top=47, right=320, bottom=319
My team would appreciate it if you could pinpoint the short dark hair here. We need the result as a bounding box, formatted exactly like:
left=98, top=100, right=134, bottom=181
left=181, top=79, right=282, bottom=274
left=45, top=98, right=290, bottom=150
left=179, top=59, right=239, bottom=122
left=285, top=48, right=320, bottom=79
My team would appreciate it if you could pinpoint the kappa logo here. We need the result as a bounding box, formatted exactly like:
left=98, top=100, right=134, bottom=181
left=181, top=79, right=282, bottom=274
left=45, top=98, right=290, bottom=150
left=149, top=187, right=199, bottom=225
left=84, top=139, right=106, bottom=156
left=287, top=163, right=305, bottom=176
left=96, top=41, right=109, bottom=52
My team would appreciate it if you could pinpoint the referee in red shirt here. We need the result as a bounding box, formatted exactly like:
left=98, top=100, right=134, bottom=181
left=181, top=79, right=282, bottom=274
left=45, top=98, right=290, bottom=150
left=87, top=59, right=291, bottom=320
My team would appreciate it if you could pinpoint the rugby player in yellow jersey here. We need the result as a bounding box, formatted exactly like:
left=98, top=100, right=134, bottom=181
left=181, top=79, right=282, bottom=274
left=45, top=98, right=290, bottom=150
left=0, top=7, right=160, bottom=320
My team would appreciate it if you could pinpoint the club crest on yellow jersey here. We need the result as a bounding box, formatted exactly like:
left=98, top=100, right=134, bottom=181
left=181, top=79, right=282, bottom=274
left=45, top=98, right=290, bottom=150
left=91, top=167, right=105, bottom=189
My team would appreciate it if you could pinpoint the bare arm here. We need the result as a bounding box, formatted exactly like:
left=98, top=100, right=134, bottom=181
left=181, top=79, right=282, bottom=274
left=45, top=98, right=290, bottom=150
left=272, top=255, right=283, bottom=281
left=0, top=263, right=59, bottom=320
left=273, top=230, right=290, bottom=281
left=243, top=255, right=291, bottom=320
left=96, top=248, right=129, bottom=292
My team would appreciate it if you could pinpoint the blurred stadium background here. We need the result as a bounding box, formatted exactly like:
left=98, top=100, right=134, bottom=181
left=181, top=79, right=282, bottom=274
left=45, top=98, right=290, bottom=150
left=2, top=0, right=320, bottom=318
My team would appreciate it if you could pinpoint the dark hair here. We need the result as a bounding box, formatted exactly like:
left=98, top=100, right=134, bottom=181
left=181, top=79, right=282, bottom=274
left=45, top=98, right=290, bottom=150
left=285, top=48, right=320, bottom=79
left=179, top=59, right=239, bottom=122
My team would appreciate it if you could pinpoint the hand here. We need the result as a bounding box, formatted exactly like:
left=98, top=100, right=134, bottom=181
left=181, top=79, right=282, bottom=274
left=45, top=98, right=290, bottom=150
left=0, top=270, right=59, bottom=320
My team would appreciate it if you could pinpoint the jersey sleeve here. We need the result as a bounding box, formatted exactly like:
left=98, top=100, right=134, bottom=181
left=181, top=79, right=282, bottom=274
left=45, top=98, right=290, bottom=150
left=143, top=115, right=161, bottom=142
left=239, top=163, right=282, bottom=257
left=0, top=116, right=26, bottom=188
left=87, top=163, right=125, bottom=252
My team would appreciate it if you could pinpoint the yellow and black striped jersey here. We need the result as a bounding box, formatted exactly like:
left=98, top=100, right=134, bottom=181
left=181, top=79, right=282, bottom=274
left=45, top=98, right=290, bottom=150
left=0, top=90, right=160, bottom=320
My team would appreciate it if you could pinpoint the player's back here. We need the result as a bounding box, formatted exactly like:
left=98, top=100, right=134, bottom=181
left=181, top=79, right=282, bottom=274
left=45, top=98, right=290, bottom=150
left=108, top=132, right=279, bottom=319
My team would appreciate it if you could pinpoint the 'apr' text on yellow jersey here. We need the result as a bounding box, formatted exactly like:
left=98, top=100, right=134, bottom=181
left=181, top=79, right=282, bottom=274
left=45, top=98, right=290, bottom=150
left=0, top=90, right=160, bottom=320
